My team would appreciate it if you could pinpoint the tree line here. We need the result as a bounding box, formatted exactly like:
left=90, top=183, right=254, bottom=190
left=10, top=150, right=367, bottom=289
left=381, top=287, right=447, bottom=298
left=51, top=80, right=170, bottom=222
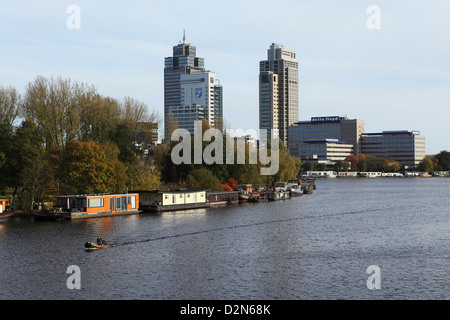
left=0, top=76, right=160, bottom=211
left=0, top=76, right=303, bottom=211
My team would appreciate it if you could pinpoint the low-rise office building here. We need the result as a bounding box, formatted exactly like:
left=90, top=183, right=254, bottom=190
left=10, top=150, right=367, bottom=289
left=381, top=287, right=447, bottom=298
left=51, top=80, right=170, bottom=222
left=288, top=116, right=364, bottom=158
left=360, top=130, right=426, bottom=169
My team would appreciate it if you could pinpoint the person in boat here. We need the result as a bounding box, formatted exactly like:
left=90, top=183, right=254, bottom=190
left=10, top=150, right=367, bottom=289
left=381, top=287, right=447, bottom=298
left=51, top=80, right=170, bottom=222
left=97, top=236, right=102, bottom=245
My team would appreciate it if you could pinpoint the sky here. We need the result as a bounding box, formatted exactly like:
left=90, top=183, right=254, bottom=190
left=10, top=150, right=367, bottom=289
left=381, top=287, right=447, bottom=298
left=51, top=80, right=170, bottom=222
left=1, top=0, right=449, bottom=154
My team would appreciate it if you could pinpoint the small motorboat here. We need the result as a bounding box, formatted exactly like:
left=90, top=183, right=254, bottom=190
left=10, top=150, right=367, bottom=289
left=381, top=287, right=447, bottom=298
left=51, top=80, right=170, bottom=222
left=84, top=241, right=109, bottom=250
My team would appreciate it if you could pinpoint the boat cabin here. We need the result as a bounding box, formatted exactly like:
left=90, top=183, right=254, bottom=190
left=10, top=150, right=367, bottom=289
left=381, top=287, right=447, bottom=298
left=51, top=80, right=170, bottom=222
left=55, top=193, right=139, bottom=219
left=137, top=189, right=209, bottom=212
left=0, top=199, right=9, bottom=213
left=207, top=191, right=239, bottom=206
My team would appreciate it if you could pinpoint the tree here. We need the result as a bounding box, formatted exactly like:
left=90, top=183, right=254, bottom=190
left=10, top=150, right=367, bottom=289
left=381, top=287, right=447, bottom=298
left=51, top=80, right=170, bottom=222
left=129, top=158, right=161, bottom=191
left=303, top=161, right=317, bottom=172
left=382, top=159, right=402, bottom=172
left=345, top=156, right=359, bottom=171
left=334, top=160, right=350, bottom=172
left=22, top=75, right=97, bottom=147
left=111, top=123, right=138, bottom=163
left=63, top=141, right=116, bottom=194
left=221, top=178, right=238, bottom=191
left=79, top=95, right=121, bottom=144
left=357, top=159, right=367, bottom=172
left=12, top=121, right=45, bottom=210
left=434, top=151, right=450, bottom=171
left=418, top=155, right=435, bottom=173
left=0, top=86, right=21, bottom=125
left=185, top=168, right=220, bottom=190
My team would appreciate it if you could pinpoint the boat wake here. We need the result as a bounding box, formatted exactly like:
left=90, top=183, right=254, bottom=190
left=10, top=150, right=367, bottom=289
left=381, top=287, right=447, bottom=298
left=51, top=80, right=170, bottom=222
left=114, top=207, right=385, bottom=247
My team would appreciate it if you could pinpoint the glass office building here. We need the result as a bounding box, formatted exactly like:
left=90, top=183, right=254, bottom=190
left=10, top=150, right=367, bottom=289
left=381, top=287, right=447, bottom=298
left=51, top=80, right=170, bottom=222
left=360, top=131, right=426, bottom=169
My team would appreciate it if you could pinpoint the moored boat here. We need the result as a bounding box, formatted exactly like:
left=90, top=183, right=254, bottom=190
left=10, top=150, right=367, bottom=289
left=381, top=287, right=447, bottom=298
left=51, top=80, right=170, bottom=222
left=266, top=190, right=290, bottom=201
left=0, top=198, right=14, bottom=222
left=419, top=173, right=432, bottom=177
left=34, top=207, right=66, bottom=221
left=288, top=184, right=303, bottom=197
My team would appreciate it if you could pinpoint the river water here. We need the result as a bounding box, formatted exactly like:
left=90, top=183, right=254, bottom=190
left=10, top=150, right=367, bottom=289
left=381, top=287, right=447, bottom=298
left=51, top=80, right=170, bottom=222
left=0, top=178, right=448, bottom=300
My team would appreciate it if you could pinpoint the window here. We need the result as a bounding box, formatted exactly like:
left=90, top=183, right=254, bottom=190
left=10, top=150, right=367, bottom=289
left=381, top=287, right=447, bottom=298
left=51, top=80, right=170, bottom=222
left=127, top=196, right=136, bottom=209
left=116, top=197, right=122, bottom=210
left=90, top=198, right=104, bottom=208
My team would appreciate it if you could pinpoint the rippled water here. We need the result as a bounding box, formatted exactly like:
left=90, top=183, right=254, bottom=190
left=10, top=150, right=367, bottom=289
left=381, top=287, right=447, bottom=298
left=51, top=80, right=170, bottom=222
left=0, top=178, right=448, bottom=300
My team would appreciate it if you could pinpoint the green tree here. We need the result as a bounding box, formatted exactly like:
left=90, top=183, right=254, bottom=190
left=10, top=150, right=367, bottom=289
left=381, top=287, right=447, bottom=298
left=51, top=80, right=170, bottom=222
left=334, top=160, right=350, bottom=172
left=185, top=168, right=221, bottom=190
left=357, top=159, right=367, bottom=172
left=12, top=121, right=45, bottom=210
left=418, top=155, right=435, bottom=173
left=434, top=151, right=450, bottom=171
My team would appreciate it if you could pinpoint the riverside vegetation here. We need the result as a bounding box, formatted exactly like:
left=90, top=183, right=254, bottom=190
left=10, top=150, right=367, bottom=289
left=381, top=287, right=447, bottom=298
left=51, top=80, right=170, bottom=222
left=0, top=76, right=301, bottom=212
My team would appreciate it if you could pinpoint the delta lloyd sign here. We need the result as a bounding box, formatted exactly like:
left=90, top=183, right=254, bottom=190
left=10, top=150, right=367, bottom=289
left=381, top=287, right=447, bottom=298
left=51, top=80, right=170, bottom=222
left=171, top=121, right=279, bottom=175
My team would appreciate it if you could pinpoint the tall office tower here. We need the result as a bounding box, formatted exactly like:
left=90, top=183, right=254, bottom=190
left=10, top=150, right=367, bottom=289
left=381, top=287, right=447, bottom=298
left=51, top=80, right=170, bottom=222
left=164, top=32, right=223, bottom=140
left=259, top=43, right=299, bottom=145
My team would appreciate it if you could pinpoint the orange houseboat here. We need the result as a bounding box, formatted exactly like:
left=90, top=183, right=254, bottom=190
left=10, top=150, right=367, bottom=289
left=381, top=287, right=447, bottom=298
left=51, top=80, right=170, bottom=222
left=55, top=193, right=140, bottom=220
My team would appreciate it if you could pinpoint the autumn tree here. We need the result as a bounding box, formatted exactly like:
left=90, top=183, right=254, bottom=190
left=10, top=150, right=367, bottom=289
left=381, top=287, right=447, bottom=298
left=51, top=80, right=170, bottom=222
left=129, top=158, right=161, bottom=191
left=22, top=75, right=97, bottom=147
left=382, top=159, right=402, bottom=172
left=345, top=155, right=359, bottom=171
left=63, top=140, right=116, bottom=194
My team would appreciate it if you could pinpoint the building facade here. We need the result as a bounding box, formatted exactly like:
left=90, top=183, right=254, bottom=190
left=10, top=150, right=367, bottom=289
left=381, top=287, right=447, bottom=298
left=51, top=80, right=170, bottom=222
left=298, top=139, right=355, bottom=162
left=360, top=130, right=426, bottom=169
left=164, top=33, right=223, bottom=139
left=288, top=116, right=365, bottom=158
left=259, top=43, right=299, bottom=144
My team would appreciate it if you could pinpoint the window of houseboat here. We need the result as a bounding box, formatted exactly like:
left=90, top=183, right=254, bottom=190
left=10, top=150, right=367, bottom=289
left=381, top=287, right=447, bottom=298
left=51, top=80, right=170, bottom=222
left=90, top=198, right=104, bottom=208
left=127, top=196, right=136, bottom=209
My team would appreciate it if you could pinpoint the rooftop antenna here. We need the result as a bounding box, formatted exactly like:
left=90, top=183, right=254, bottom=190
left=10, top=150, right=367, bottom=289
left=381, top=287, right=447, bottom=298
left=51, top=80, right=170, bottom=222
left=183, top=29, right=186, bottom=43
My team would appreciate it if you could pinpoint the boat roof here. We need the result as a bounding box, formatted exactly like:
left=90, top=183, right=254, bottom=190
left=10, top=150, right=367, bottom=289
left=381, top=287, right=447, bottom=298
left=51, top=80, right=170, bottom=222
left=133, top=188, right=209, bottom=194
left=57, top=193, right=138, bottom=198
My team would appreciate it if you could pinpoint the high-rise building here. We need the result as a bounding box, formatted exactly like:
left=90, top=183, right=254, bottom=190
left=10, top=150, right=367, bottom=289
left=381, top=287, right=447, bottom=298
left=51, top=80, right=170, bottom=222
left=164, top=32, right=223, bottom=140
left=259, top=43, right=299, bottom=144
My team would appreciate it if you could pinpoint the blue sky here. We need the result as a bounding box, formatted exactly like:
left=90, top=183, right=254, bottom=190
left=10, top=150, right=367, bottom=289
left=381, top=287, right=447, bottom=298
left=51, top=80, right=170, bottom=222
left=1, top=0, right=449, bottom=154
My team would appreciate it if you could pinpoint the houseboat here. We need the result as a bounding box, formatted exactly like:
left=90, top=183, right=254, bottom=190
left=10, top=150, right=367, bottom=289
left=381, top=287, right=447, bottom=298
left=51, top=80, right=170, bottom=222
left=337, top=172, right=358, bottom=178
left=381, top=172, right=404, bottom=177
left=0, top=199, right=14, bottom=221
left=359, top=172, right=382, bottom=178
left=305, top=171, right=337, bottom=178
left=266, top=190, right=290, bottom=201
left=49, top=193, right=139, bottom=220
left=207, top=191, right=239, bottom=206
left=137, top=189, right=209, bottom=212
